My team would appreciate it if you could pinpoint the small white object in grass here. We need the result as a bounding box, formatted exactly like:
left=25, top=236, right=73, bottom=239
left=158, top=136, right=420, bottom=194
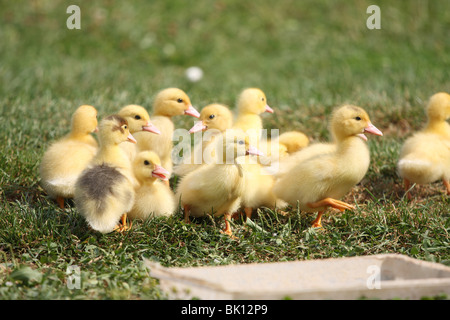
left=185, top=66, right=203, bottom=82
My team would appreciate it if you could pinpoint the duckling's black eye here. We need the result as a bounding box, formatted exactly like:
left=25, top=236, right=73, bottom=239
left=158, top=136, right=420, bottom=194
left=238, top=140, right=245, bottom=145
left=135, top=115, right=141, bottom=120
left=144, top=160, right=150, bottom=165
left=209, top=114, right=215, bottom=119
left=261, top=97, right=265, bottom=101
left=355, top=116, right=361, bottom=121
left=177, top=98, right=183, bottom=103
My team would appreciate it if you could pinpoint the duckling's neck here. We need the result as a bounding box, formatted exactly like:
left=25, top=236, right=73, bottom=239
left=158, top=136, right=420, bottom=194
left=212, top=149, right=245, bottom=177
left=138, top=177, right=158, bottom=187
left=235, top=113, right=262, bottom=126
left=214, top=161, right=244, bottom=180
left=335, top=136, right=371, bottom=180
left=68, top=131, right=95, bottom=144
left=153, top=111, right=173, bottom=119
left=336, top=136, right=370, bottom=159
left=424, top=119, right=450, bottom=137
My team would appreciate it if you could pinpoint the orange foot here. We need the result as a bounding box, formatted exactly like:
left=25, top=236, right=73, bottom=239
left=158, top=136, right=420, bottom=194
left=244, top=207, right=253, bottom=220
left=113, top=213, right=132, bottom=232
left=183, top=205, right=191, bottom=223
left=307, top=198, right=355, bottom=228
left=56, top=196, right=65, bottom=209
left=311, top=211, right=324, bottom=229
left=307, top=197, right=355, bottom=212
left=231, top=211, right=241, bottom=220
left=404, top=178, right=413, bottom=200
left=220, top=213, right=237, bottom=239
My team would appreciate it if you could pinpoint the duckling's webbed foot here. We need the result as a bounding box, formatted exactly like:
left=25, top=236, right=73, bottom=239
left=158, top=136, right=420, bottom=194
left=307, top=197, right=355, bottom=212
left=220, top=213, right=237, bottom=239
left=311, top=211, right=324, bottom=228
left=113, top=213, right=132, bottom=232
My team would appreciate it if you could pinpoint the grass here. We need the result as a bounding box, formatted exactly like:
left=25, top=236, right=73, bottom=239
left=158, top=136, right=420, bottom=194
left=0, top=0, right=449, bottom=299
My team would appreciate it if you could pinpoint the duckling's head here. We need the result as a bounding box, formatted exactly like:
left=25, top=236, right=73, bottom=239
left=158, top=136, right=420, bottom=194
left=189, top=104, right=233, bottom=133
left=426, top=92, right=450, bottom=122
left=237, top=88, right=273, bottom=115
left=219, top=131, right=263, bottom=163
left=98, top=115, right=136, bottom=146
left=133, top=151, right=170, bottom=183
left=153, top=88, right=200, bottom=118
left=278, top=131, right=310, bottom=154
left=71, top=105, right=98, bottom=135
left=330, top=105, right=383, bottom=142
left=118, top=104, right=161, bottom=135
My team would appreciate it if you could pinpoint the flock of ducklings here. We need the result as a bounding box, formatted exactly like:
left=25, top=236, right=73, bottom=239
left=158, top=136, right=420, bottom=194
left=39, top=88, right=450, bottom=237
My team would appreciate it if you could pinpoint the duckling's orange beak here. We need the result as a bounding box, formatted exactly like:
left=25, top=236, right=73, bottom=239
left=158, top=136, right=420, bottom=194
left=185, top=105, right=200, bottom=118
left=127, top=133, right=137, bottom=144
left=246, top=145, right=264, bottom=156
left=152, top=165, right=170, bottom=180
left=143, top=121, right=161, bottom=135
left=265, top=105, right=274, bottom=113
left=189, top=121, right=207, bottom=133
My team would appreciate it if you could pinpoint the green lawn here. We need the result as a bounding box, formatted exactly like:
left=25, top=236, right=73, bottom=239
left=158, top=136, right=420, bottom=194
left=0, top=0, right=449, bottom=299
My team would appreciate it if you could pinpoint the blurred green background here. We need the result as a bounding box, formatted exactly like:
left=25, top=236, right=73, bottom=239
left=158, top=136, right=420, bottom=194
left=0, top=0, right=449, bottom=300
left=1, top=0, right=449, bottom=115
left=1, top=0, right=449, bottom=187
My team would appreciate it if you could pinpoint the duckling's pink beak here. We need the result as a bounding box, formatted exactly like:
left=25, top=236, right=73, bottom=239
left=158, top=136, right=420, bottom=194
left=246, top=145, right=264, bottom=156
left=189, top=121, right=207, bottom=134
left=142, top=121, right=161, bottom=135
left=152, top=165, right=170, bottom=180
left=93, top=127, right=99, bottom=133
left=127, top=133, right=137, bottom=144
left=184, top=105, right=200, bottom=118
left=358, top=123, right=383, bottom=141
left=364, top=123, right=383, bottom=136
left=265, top=105, right=274, bottom=113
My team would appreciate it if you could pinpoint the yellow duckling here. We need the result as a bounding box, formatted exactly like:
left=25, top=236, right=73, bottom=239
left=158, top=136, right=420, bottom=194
left=232, top=88, right=273, bottom=142
left=175, top=132, right=262, bottom=237
left=188, top=103, right=234, bottom=134
left=128, top=151, right=175, bottom=220
left=278, top=131, right=310, bottom=155
left=273, top=105, right=383, bottom=228
left=238, top=160, right=288, bottom=220
left=74, top=115, right=137, bottom=233
left=173, top=103, right=233, bottom=177
left=133, top=88, right=200, bottom=176
left=117, top=104, right=160, bottom=160
left=397, top=92, right=450, bottom=198
left=40, top=105, right=98, bottom=209
left=256, top=130, right=310, bottom=167
left=234, top=132, right=305, bottom=220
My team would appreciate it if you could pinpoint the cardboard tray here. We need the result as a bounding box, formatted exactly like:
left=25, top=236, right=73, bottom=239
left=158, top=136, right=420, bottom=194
left=145, top=254, right=450, bottom=300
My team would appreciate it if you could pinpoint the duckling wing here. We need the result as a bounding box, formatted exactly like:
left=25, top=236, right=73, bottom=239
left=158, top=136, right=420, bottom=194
left=75, top=164, right=135, bottom=233
left=274, top=151, right=342, bottom=209
left=40, top=140, right=97, bottom=198
left=274, top=143, right=336, bottom=178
